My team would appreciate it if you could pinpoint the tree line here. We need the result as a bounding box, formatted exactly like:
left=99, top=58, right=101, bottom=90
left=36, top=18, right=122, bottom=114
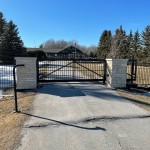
left=41, top=39, right=97, bottom=56
left=0, top=11, right=150, bottom=62
left=97, top=26, right=150, bottom=62
left=0, top=12, right=26, bottom=62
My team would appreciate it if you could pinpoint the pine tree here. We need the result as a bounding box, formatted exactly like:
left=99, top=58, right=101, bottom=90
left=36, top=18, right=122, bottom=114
left=142, top=26, right=150, bottom=56
left=110, top=26, right=128, bottom=58
left=0, top=12, right=7, bottom=60
left=97, top=30, right=111, bottom=58
left=0, top=12, right=6, bottom=36
left=39, top=44, right=43, bottom=48
left=132, top=30, right=141, bottom=59
left=127, top=30, right=133, bottom=57
left=1, top=20, right=26, bottom=62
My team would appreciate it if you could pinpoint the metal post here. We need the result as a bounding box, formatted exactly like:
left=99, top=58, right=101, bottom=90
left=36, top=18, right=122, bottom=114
left=36, top=59, right=39, bottom=85
left=131, top=56, right=134, bottom=84
left=103, top=60, right=107, bottom=84
left=13, top=64, right=24, bottom=112
left=73, top=59, right=75, bottom=80
left=75, top=43, right=76, bottom=59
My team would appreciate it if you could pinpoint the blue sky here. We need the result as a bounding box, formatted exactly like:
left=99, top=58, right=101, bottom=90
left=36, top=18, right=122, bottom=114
left=0, top=0, right=150, bottom=47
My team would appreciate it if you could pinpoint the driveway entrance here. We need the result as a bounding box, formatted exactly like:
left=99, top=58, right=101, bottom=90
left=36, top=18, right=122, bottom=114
left=17, top=82, right=150, bottom=150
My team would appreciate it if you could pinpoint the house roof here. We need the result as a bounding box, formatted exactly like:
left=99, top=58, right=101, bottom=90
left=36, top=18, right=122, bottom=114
left=27, top=48, right=62, bottom=53
left=27, top=46, right=85, bottom=54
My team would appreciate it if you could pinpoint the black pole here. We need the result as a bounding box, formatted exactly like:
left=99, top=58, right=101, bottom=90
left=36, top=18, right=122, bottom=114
left=103, top=60, right=107, bottom=84
left=73, top=59, right=75, bottom=80
left=13, top=64, right=24, bottom=112
left=131, top=56, right=135, bottom=84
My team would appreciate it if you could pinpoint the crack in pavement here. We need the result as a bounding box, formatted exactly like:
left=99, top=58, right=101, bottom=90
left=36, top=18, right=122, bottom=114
left=81, top=114, right=150, bottom=123
left=117, top=138, right=123, bottom=149
left=22, top=113, right=150, bottom=130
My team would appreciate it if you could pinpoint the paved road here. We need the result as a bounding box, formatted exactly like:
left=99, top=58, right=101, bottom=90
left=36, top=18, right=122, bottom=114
left=16, top=82, right=150, bottom=150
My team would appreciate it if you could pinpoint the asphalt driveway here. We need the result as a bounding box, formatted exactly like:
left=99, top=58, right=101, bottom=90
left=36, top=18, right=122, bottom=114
left=16, top=82, right=150, bottom=150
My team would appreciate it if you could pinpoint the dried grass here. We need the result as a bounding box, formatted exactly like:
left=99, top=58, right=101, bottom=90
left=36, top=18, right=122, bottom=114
left=116, top=89, right=150, bottom=112
left=0, top=90, right=36, bottom=150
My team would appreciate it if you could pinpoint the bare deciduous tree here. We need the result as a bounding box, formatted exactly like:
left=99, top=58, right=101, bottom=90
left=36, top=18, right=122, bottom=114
left=41, top=39, right=97, bottom=55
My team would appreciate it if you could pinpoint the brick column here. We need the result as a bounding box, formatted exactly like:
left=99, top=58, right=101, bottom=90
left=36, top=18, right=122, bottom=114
left=15, top=57, right=37, bottom=89
left=106, top=59, right=128, bottom=88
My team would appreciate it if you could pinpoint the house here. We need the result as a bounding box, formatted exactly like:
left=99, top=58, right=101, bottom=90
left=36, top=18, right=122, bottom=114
left=27, top=46, right=86, bottom=59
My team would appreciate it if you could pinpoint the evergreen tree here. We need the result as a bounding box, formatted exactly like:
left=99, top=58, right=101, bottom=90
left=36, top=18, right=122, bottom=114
left=132, top=30, right=141, bottom=59
left=0, top=12, right=7, bottom=60
left=0, top=12, right=6, bottom=36
left=1, top=20, right=26, bottom=62
left=97, top=30, right=111, bottom=58
left=127, top=30, right=134, bottom=57
left=39, top=44, right=43, bottom=48
left=110, top=26, right=128, bottom=58
left=142, top=26, right=150, bottom=55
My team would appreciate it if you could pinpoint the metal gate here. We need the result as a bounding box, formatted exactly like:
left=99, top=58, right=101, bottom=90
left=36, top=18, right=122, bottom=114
left=127, top=59, right=137, bottom=84
left=37, top=59, right=106, bottom=83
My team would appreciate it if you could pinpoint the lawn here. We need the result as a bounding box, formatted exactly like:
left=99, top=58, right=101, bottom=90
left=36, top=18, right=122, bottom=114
left=116, top=88, right=150, bottom=112
left=0, top=90, right=36, bottom=150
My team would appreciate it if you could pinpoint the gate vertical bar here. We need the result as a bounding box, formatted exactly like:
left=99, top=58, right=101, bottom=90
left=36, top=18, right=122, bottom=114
left=36, top=59, right=39, bottom=85
left=131, top=57, right=134, bottom=84
left=134, top=60, right=137, bottom=80
left=103, top=60, right=107, bottom=83
left=73, top=59, right=75, bottom=80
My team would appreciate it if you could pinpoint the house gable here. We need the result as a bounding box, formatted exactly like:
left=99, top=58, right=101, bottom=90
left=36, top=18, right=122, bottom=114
left=58, top=46, right=84, bottom=54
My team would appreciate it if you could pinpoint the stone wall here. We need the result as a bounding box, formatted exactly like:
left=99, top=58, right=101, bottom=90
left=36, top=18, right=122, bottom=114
left=15, top=57, right=37, bottom=89
left=106, top=59, right=128, bottom=88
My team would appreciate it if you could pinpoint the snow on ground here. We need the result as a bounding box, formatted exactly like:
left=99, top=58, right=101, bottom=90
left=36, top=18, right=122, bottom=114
left=0, top=65, right=14, bottom=98
left=144, top=92, right=150, bottom=97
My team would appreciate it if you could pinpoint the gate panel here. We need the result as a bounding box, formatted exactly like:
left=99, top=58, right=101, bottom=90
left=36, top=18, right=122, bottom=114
left=37, top=59, right=106, bottom=82
left=127, top=59, right=137, bottom=83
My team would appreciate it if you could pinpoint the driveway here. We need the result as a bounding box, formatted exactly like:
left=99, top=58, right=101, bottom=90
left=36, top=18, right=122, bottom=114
left=16, top=82, right=150, bottom=150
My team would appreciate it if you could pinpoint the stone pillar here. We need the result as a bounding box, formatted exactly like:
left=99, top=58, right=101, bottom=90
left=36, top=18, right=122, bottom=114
left=106, top=59, right=128, bottom=88
left=15, top=57, right=37, bottom=89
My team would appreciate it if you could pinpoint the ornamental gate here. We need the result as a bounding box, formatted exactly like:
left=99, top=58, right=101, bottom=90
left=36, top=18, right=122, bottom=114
left=37, top=59, right=106, bottom=83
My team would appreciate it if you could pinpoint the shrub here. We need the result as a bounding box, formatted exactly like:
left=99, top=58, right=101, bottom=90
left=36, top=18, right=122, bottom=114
left=27, top=50, right=46, bottom=59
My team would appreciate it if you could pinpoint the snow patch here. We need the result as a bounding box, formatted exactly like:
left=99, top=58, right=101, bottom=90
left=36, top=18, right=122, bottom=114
left=144, top=92, right=150, bottom=97
left=0, top=65, right=14, bottom=89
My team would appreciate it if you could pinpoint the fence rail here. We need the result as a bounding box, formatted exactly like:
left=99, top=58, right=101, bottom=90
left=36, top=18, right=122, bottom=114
left=134, top=62, right=150, bottom=87
left=127, top=59, right=150, bottom=87
left=0, top=59, right=149, bottom=90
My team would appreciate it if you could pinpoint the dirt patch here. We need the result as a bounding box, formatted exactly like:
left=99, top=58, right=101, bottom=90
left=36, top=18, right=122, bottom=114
left=0, top=89, right=36, bottom=150
left=116, top=89, right=150, bottom=112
